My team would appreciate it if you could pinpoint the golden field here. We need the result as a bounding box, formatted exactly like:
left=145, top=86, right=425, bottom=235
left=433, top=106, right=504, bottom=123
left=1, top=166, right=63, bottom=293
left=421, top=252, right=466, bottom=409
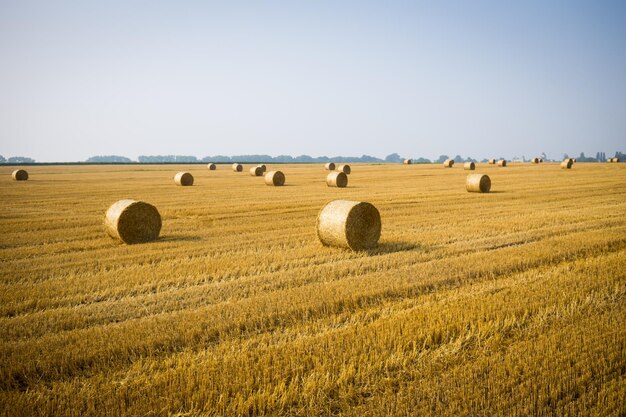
left=1, top=162, right=625, bottom=416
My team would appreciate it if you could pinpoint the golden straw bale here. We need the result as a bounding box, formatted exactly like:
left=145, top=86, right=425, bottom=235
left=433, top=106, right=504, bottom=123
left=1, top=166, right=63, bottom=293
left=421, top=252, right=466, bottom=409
left=316, top=200, right=381, bottom=250
left=232, top=163, right=243, bottom=172
left=325, top=162, right=336, bottom=170
left=561, top=160, right=573, bottom=169
left=11, top=169, right=28, bottom=181
left=463, top=162, right=475, bottom=170
left=403, top=159, right=412, bottom=164
left=488, top=159, right=496, bottom=164
left=466, top=174, right=491, bottom=193
left=174, top=172, right=194, bottom=186
left=265, top=170, right=285, bottom=186
left=326, top=171, right=348, bottom=188
left=250, top=166, right=264, bottom=176
left=207, top=163, right=216, bottom=170
left=258, top=164, right=267, bottom=172
left=497, top=160, right=507, bottom=167
left=443, top=159, right=454, bottom=167
left=104, top=199, right=161, bottom=244
left=531, top=157, right=539, bottom=164
left=337, top=164, right=351, bottom=174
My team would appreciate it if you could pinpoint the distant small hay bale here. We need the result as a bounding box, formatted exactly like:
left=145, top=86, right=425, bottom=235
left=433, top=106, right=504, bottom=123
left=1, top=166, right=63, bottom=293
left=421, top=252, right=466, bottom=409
left=232, top=163, right=243, bottom=172
left=207, top=163, right=216, bottom=170
left=531, top=157, right=540, bottom=164
left=497, top=160, right=507, bottom=167
left=104, top=199, right=161, bottom=244
left=174, top=172, right=194, bottom=186
left=12, top=169, right=28, bottom=181
left=403, top=159, right=412, bottom=165
left=443, top=159, right=454, bottom=167
left=561, top=159, right=573, bottom=169
left=265, top=170, right=285, bottom=186
left=326, top=171, right=348, bottom=188
left=573, top=158, right=577, bottom=163
left=316, top=200, right=381, bottom=250
left=539, top=158, right=544, bottom=163
left=325, top=162, right=336, bottom=171
left=488, top=159, right=496, bottom=164
left=463, top=162, right=475, bottom=170
left=466, top=174, right=491, bottom=193
left=250, top=166, right=264, bottom=176
left=258, top=164, right=267, bottom=172
left=613, top=157, right=620, bottom=163
left=338, top=164, right=351, bottom=174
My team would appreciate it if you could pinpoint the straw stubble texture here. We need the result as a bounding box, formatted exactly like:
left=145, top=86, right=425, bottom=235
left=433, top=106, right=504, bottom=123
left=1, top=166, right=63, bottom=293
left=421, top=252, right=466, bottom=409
left=316, top=200, right=381, bottom=250
left=104, top=199, right=162, bottom=244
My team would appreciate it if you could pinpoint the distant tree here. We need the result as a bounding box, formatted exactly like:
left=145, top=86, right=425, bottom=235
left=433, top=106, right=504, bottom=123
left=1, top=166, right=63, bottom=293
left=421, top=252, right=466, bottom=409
left=7, top=156, right=35, bottom=163
left=563, top=153, right=569, bottom=160
left=413, top=157, right=432, bottom=164
left=86, top=155, right=132, bottom=163
left=541, top=152, right=547, bottom=161
left=453, top=155, right=464, bottom=163
left=385, top=153, right=402, bottom=163
left=435, top=155, right=449, bottom=164
left=0, top=155, right=5, bottom=163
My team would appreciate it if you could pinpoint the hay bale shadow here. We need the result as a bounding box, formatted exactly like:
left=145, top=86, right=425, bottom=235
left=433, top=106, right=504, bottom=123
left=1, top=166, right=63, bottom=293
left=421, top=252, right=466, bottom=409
left=362, top=241, right=426, bottom=256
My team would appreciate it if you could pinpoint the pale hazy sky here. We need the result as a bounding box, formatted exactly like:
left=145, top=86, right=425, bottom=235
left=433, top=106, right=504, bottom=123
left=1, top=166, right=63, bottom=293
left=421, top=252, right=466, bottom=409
left=1, top=1, right=625, bottom=162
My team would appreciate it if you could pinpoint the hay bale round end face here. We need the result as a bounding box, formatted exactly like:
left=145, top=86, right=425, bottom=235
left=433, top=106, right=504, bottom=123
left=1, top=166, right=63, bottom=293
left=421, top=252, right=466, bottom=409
left=104, top=199, right=161, bottom=244
left=531, top=157, right=539, bottom=164
left=326, top=171, right=348, bottom=188
left=443, top=159, right=454, bottom=167
left=12, top=169, right=28, bottom=181
left=463, top=162, right=475, bottom=170
left=325, top=162, right=336, bottom=171
left=497, top=160, right=507, bottom=167
left=258, top=164, right=267, bottom=172
left=561, top=160, right=573, bottom=169
left=404, top=159, right=412, bottom=165
left=338, top=164, right=351, bottom=174
left=466, top=174, right=491, bottom=193
left=250, top=166, right=264, bottom=176
left=316, top=200, right=381, bottom=250
left=174, top=172, right=194, bottom=186
left=207, top=163, right=216, bottom=170
left=232, top=163, right=243, bottom=172
left=488, top=159, right=496, bottom=165
left=265, top=170, right=285, bottom=186
left=614, top=158, right=620, bottom=163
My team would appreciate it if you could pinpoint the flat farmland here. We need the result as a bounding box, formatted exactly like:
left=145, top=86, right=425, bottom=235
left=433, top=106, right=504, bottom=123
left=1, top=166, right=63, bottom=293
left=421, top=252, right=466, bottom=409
left=1, top=162, right=625, bottom=416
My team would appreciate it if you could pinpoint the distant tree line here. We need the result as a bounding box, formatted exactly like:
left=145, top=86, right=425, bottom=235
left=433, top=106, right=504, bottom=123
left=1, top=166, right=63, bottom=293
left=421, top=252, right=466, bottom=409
left=1, top=151, right=624, bottom=164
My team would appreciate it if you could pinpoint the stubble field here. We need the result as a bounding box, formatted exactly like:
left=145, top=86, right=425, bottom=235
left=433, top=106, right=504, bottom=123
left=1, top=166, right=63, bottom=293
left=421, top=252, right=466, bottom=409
left=1, top=162, right=625, bottom=416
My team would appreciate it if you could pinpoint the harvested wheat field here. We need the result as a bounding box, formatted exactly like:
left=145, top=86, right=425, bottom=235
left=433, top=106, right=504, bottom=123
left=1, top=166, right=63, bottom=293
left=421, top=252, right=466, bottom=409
left=1, top=163, right=625, bottom=416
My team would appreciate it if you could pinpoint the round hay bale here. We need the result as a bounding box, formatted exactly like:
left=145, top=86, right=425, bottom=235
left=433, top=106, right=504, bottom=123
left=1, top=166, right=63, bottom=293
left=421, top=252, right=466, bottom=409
left=174, top=172, right=194, bottom=186
left=572, top=158, right=577, bottom=163
left=463, top=162, right=475, bottom=170
left=443, top=159, right=454, bottom=167
left=325, top=162, right=336, bottom=171
left=338, top=164, right=351, bottom=174
left=232, top=163, right=243, bottom=172
left=531, top=157, right=539, bottom=164
left=265, top=170, right=285, bottom=186
left=250, top=166, right=264, bottom=176
left=326, top=171, right=348, bottom=188
left=12, top=169, right=28, bottom=181
left=614, top=157, right=620, bottom=163
left=466, top=174, right=491, bottom=193
left=561, top=159, right=573, bottom=169
left=207, top=163, right=216, bottom=170
left=608, top=158, right=614, bottom=163
left=258, top=164, right=267, bottom=172
left=403, top=159, right=412, bottom=165
left=488, top=159, right=496, bottom=164
left=104, top=199, right=161, bottom=244
left=316, top=200, right=381, bottom=250
left=497, top=160, right=507, bottom=167
left=539, top=158, right=544, bottom=163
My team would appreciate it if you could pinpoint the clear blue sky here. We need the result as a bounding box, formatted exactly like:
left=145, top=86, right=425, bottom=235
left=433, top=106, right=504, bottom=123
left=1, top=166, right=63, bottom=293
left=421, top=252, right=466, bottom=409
left=1, top=1, right=624, bottom=162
